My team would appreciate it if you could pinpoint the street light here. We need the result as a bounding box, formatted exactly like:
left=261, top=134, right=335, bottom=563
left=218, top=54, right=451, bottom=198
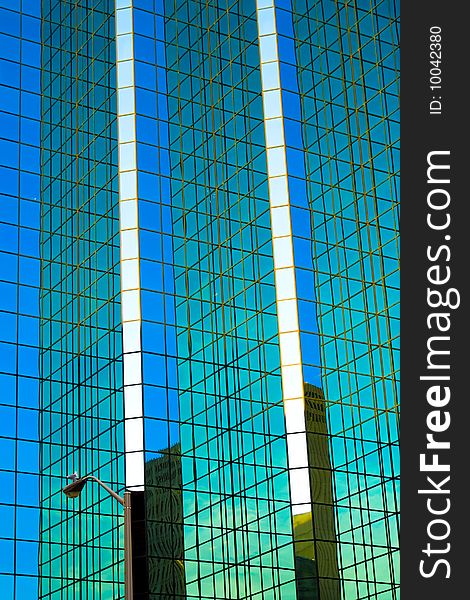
left=62, top=473, right=133, bottom=600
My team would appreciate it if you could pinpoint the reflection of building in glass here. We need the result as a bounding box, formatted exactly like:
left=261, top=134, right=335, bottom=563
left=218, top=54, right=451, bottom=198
left=2, top=0, right=399, bottom=598
left=293, top=383, right=341, bottom=600
left=145, top=444, right=185, bottom=598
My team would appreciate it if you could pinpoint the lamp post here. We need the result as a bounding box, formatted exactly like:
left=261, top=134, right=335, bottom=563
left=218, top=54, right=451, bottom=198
left=62, top=473, right=133, bottom=600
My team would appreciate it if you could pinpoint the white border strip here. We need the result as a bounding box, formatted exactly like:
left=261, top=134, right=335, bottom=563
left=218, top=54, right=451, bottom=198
left=115, top=1, right=145, bottom=490
left=256, top=0, right=312, bottom=515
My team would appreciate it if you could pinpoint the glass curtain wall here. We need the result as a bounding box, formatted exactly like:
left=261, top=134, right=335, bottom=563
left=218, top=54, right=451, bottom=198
left=292, top=0, right=400, bottom=598
left=0, top=0, right=42, bottom=597
left=39, top=1, right=125, bottom=598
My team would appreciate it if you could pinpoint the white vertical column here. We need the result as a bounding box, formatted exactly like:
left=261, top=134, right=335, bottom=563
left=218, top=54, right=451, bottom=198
left=115, top=1, right=145, bottom=490
left=256, top=0, right=312, bottom=515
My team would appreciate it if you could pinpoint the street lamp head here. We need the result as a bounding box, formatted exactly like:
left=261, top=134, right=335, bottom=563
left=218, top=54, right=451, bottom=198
left=63, top=477, right=87, bottom=499
left=61, top=473, right=124, bottom=505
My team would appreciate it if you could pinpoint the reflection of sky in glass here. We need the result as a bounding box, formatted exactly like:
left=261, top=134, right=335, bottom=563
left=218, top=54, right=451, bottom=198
left=131, top=0, right=180, bottom=459
left=0, top=0, right=41, bottom=596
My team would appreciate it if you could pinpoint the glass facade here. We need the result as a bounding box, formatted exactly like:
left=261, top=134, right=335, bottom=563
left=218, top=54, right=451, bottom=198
left=0, top=1, right=399, bottom=599
left=0, top=0, right=42, bottom=597
left=39, top=1, right=125, bottom=598
left=292, top=2, right=399, bottom=596
left=165, top=1, right=299, bottom=596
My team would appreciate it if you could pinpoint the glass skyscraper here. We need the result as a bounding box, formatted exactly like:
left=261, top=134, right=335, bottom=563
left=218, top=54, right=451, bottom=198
left=0, top=0, right=399, bottom=599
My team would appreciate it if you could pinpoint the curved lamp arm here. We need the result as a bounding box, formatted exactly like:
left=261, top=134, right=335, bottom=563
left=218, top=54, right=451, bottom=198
left=62, top=474, right=124, bottom=505
left=83, top=475, right=124, bottom=505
